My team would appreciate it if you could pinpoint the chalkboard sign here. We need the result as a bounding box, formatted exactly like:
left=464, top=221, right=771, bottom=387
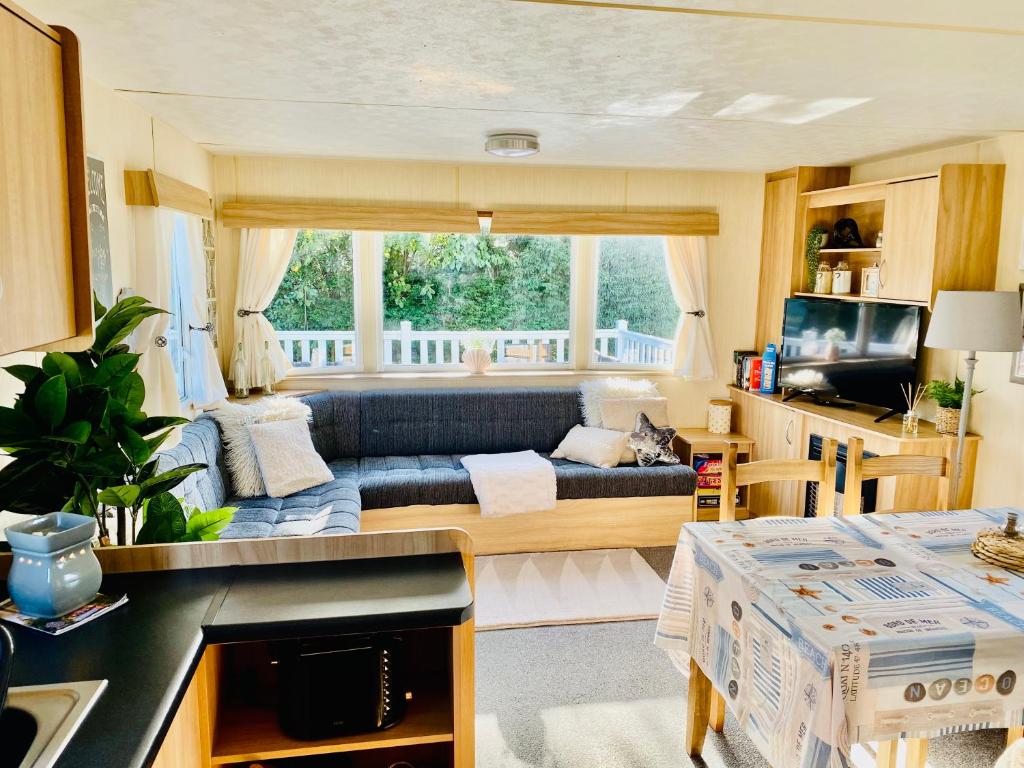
left=87, top=156, right=113, bottom=308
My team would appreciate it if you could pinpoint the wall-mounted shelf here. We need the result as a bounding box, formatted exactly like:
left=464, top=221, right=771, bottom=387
left=793, top=292, right=928, bottom=307
left=817, top=247, right=881, bottom=254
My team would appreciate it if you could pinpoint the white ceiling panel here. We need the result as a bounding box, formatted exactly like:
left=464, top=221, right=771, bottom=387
left=19, top=0, right=1024, bottom=169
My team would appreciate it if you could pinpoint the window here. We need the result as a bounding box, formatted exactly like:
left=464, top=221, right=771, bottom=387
left=593, top=236, right=678, bottom=367
left=381, top=232, right=571, bottom=367
left=167, top=214, right=191, bottom=401
left=266, top=229, right=356, bottom=369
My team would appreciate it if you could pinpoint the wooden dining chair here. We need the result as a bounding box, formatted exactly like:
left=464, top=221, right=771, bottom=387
left=842, top=436, right=954, bottom=516
left=719, top=438, right=839, bottom=522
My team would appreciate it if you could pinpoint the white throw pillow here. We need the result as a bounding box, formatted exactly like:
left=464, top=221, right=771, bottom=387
left=599, top=397, right=671, bottom=464
left=208, top=397, right=312, bottom=497
left=551, top=425, right=628, bottom=469
left=247, top=418, right=334, bottom=498
left=579, top=378, right=659, bottom=427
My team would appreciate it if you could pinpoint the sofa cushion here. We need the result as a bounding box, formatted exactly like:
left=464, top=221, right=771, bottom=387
left=357, top=453, right=697, bottom=510
left=358, top=388, right=581, bottom=457
left=156, top=415, right=230, bottom=512
left=303, top=391, right=361, bottom=461
left=219, top=459, right=361, bottom=539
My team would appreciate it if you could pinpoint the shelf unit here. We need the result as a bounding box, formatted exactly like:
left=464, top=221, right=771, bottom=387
left=792, top=291, right=927, bottom=307
left=674, top=428, right=753, bottom=520
left=817, top=247, right=881, bottom=253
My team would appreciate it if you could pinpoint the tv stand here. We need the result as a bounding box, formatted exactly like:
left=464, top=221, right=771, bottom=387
left=782, top=389, right=856, bottom=409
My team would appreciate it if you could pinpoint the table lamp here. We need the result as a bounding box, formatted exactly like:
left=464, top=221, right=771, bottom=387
left=924, top=290, right=1023, bottom=503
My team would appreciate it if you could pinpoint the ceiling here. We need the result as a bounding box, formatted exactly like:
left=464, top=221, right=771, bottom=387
left=21, top=0, right=1024, bottom=170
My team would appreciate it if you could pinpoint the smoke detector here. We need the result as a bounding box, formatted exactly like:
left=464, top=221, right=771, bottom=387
left=485, top=132, right=540, bottom=158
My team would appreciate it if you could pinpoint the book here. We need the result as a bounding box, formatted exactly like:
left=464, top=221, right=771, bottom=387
left=749, top=357, right=763, bottom=391
left=733, top=350, right=757, bottom=388
left=693, top=453, right=740, bottom=509
left=0, top=593, right=128, bottom=635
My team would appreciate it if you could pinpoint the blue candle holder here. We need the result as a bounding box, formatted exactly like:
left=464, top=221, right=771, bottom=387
left=5, top=512, right=102, bottom=619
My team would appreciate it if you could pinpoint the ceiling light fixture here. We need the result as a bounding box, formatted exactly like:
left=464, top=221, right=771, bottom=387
left=485, top=132, right=539, bottom=158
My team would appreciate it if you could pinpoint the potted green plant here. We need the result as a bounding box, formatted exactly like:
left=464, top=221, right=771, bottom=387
left=805, top=225, right=829, bottom=290
left=0, top=295, right=208, bottom=545
left=925, top=378, right=980, bottom=435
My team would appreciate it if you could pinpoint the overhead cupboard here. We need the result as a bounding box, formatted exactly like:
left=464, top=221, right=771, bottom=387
left=0, top=2, right=91, bottom=354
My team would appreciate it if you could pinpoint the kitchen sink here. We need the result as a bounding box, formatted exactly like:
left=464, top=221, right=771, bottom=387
left=0, top=680, right=106, bottom=768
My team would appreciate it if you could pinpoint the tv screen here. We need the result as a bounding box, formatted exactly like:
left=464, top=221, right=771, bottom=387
left=778, top=298, right=922, bottom=413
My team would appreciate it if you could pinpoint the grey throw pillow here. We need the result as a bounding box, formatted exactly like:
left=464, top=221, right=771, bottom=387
left=628, top=412, right=681, bottom=468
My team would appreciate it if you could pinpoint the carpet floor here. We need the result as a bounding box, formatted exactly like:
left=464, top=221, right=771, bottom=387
left=475, top=546, right=1010, bottom=767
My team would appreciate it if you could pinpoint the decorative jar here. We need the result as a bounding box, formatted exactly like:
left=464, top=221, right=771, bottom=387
left=831, top=260, right=852, bottom=294
left=707, top=399, right=732, bottom=434
left=902, top=410, right=920, bottom=435
left=813, top=264, right=833, bottom=294
left=935, top=406, right=961, bottom=435
left=5, top=512, right=101, bottom=619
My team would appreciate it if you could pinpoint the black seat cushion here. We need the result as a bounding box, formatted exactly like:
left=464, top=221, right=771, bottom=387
left=357, top=454, right=697, bottom=510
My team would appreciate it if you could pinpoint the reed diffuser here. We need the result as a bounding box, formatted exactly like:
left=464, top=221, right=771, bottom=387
left=900, top=382, right=925, bottom=435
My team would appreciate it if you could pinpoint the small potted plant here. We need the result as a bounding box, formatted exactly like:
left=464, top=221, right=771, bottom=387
left=461, top=333, right=494, bottom=374
left=805, top=225, right=828, bottom=291
left=925, top=378, right=979, bottom=434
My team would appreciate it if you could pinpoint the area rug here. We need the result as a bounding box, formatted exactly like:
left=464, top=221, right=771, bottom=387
left=474, top=548, right=667, bottom=630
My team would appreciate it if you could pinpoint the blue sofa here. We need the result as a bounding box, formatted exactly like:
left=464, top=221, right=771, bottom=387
left=159, top=387, right=698, bottom=548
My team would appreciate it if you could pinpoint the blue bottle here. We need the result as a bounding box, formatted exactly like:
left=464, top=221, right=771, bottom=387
left=760, top=343, right=777, bottom=393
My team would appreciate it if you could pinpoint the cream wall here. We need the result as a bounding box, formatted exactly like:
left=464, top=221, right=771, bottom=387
left=0, top=77, right=213, bottom=409
left=212, top=156, right=765, bottom=427
left=852, top=137, right=1024, bottom=508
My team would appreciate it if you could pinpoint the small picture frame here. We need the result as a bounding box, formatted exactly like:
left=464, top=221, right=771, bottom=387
left=1011, top=283, right=1024, bottom=385
left=860, top=265, right=881, bottom=298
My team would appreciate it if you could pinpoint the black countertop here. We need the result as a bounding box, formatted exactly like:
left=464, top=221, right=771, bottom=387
left=3, top=553, right=473, bottom=768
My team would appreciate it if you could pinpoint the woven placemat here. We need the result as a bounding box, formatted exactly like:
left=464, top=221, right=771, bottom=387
left=972, top=529, right=1024, bottom=572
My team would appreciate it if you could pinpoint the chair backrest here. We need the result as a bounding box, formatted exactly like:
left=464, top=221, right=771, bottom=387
left=842, top=436, right=953, bottom=515
left=720, top=439, right=838, bottom=521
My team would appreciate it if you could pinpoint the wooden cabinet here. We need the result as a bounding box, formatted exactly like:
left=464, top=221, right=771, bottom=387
left=0, top=3, right=90, bottom=354
left=731, top=387, right=979, bottom=516
left=733, top=392, right=805, bottom=516
left=879, top=177, right=938, bottom=302
left=754, top=166, right=851, bottom=351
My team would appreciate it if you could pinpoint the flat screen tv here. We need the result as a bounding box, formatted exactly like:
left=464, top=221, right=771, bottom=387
left=778, top=297, right=923, bottom=419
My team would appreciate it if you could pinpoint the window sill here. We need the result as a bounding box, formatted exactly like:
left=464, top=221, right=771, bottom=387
left=279, top=368, right=677, bottom=388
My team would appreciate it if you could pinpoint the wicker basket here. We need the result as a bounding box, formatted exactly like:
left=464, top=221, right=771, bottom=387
left=935, top=406, right=961, bottom=435
left=972, top=512, right=1024, bottom=572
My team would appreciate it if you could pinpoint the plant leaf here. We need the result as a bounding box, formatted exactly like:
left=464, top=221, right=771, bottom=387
left=3, top=365, right=42, bottom=384
left=97, top=484, right=141, bottom=507
left=140, top=463, right=206, bottom=497
left=0, top=406, right=37, bottom=441
left=134, top=415, right=190, bottom=436
left=92, top=302, right=163, bottom=355
left=93, top=292, right=108, bottom=321
left=91, top=354, right=140, bottom=387
left=46, top=420, right=92, bottom=445
left=119, top=426, right=152, bottom=465
left=34, top=375, right=68, bottom=428
left=145, top=428, right=173, bottom=454
left=41, top=352, right=82, bottom=387
left=136, top=492, right=187, bottom=544
left=182, top=507, right=236, bottom=542
left=116, top=373, right=146, bottom=414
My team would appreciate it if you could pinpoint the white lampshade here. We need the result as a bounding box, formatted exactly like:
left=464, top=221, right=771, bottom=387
left=925, top=290, right=1023, bottom=352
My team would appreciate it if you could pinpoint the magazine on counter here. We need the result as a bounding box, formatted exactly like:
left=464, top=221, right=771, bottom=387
left=0, top=593, right=128, bottom=635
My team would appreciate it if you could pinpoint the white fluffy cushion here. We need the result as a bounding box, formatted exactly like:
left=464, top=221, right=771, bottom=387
left=579, top=378, right=659, bottom=427
left=208, top=398, right=312, bottom=497
left=550, top=425, right=628, bottom=469
left=599, top=397, right=671, bottom=464
left=247, top=418, right=334, bottom=498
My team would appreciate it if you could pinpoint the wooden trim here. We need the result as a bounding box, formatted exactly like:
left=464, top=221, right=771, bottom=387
left=360, top=496, right=701, bottom=556
left=27, top=24, right=93, bottom=353
left=220, top=201, right=719, bottom=236
left=0, top=0, right=59, bottom=42
left=125, top=169, right=214, bottom=218
left=221, top=202, right=480, bottom=232
left=0, top=528, right=472, bottom=578
left=686, top=658, right=712, bottom=757
left=490, top=209, right=719, bottom=236
left=801, top=171, right=939, bottom=198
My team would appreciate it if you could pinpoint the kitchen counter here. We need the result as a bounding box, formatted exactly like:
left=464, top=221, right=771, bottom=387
left=3, top=552, right=474, bottom=768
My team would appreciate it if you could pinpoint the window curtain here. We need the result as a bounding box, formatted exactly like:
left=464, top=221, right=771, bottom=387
left=230, top=228, right=297, bottom=389
left=183, top=216, right=228, bottom=408
left=133, top=207, right=182, bottom=416
left=664, top=236, right=717, bottom=380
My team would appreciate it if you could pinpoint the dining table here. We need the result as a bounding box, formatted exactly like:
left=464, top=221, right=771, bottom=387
left=655, top=507, right=1024, bottom=768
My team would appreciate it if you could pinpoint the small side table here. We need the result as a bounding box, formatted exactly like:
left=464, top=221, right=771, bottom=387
left=674, top=429, right=754, bottom=521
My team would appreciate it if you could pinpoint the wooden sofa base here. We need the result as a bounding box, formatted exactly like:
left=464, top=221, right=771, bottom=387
left=360, top=495, right=709, bottom=555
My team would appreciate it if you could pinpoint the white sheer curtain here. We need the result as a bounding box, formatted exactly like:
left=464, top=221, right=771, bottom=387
left=133, top=207, right=182, bottom=416
left=183, top=216, right=228, bottom=408
left=230, top=228, right=297, bottom=389
left=664, top=236, right=717, bottom=380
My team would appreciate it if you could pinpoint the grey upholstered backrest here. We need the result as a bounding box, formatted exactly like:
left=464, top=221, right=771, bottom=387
left=156, top=415, right=230, bottom=512
left=302, top=390, right=362, bottom=461
left=357, top=387, right=582, bottom=457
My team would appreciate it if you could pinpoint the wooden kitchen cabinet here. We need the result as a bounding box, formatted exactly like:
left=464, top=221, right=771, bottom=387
left=0, top=3, right=90, bottom=354
left=879, top=177, right=938, bottom=303
left=733, top=390, right=805, bottom=516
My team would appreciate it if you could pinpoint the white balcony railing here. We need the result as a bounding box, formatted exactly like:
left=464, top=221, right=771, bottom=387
left=276, top=319, right=673, bottom=368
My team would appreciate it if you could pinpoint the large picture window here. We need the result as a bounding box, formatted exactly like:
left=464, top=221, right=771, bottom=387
left=381, top=233, right=571, bottom=367
left=266, top=229, right=356, bottom=368
left=593, top=236, right=679, bottom=367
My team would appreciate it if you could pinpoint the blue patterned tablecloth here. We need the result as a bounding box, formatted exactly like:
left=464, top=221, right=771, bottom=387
left=655, top=508, right=1024, bottom=768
